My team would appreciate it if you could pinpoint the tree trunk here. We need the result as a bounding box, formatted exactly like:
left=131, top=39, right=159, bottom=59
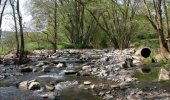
left=0, top=0, right=7, bottom=41
left=17, top=0, right=25, bottom=64
left=10, top=0, right=19, bottom=57
left=156, top=0, right=170, bottom=58
left=53, top=0, right=57, bottom=53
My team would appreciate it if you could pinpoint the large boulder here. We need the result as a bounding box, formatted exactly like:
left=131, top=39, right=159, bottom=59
left=158, top=68, right=170, bottom=81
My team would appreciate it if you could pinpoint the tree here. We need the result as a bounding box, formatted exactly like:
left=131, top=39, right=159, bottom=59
left=61, top=0, right=98, bottom=48
left=53, top=0, right=57, bottom=53
left=0, top=0, right=8, bottom=41
left=86, top=0, right=138, bottom=49
left=143, top=0, right=170, bottom=59
left=9, top=0, right=19, bottom=57
left=16, top=0, right=25, bottom=64
left=31, top=0, right=59, bottom=53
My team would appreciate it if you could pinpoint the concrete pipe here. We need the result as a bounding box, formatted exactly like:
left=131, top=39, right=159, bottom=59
left=135, top=47, right=151, bottom=58
left=140, top=47, right=151, bottom=58
left=132, top=47, right=152, bottom=65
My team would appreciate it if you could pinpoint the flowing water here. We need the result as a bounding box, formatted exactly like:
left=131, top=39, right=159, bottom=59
left=0, top=57, right=106, bottom=100
left=0, top=55, right=170, bottom=100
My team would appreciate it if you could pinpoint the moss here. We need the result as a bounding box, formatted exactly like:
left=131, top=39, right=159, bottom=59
left=134, top=67, right=161, bottom=81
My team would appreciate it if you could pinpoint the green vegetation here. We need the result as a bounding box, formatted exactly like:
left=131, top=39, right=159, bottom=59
left=134, top=60, right=170, bottom=81
left=132, top=39, right=159, bottom=49
left=0, top=44, right=9, bottom=55
left=134, top=67, right=161, bottom=81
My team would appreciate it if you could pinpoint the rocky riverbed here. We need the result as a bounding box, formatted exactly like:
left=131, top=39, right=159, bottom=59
left=0, top=49, right=170, bottom=100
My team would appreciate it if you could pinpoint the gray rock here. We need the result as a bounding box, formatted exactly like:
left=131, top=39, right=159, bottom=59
left=98, top=91, right=105, bottom=96
left=64, top=70, right=77, bottom=75
left=99, top=70, right=109, bottom=77
left=42, top=65, right=51, bottom=72
left=84, top=81, right=92, bottom=85
left=114, top=62, right=124, bottom=68
left=33, top=68, right=38, bottom=72
left=28, top=82, right=41, bottom=90
left=78, top=71, right=91, bottom=76
left=99, top=57, right=109, bottom=62
left=20, top=67, right=33, bottom=72
left=82, top=65, right=91, bottom=70
left=122, top=58, right=134, bottom=68
left=90, top=84, right=95, bottom=89
left=103, top=94, right=113, bottom=100
left=0, top=75, right=5, bottom=80
left=36, top=62, right=45, bottom=67
left=106, top=91, right=111, bottom=94
left=45, top=84, right=55, bottom=91
left=18, top=81, right=28, bottom=90
left=55, top=81, right=78, bottom=90
left=159, top=68, right=170, bottom=81
left=56, top=63, right=65, bottom=68
left=92, top=68, right=98, bottom=72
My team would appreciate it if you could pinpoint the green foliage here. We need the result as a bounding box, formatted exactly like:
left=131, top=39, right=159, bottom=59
left=3, top=32, right=17, bottom=49
left=2, top=0, right=168, bottom=54
left=100, top=37, right=108, bottom=48
left=135, top=33, right=157, bottom=40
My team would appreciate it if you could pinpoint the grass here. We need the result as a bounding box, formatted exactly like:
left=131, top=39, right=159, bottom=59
left=132, top=38, right=159, bottom=49
left=25, top=42, right=79, bottom=51
left=57, top=43, right=75, bottom=49
left=0, top=42, right=81, bottom=54
left=0, top=44, right=9, bottom=55
left=25, top=42, right=52, bottom=52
